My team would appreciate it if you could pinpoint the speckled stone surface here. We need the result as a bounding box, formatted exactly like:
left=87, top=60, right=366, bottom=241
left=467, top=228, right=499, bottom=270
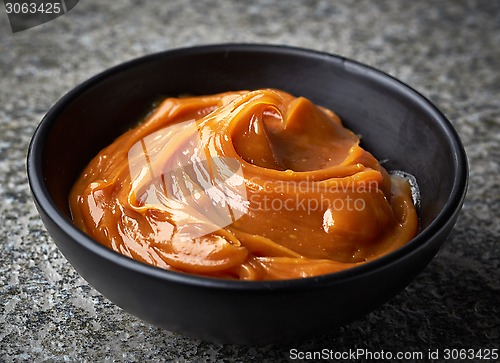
left=1, top=0, right=499, bottom=361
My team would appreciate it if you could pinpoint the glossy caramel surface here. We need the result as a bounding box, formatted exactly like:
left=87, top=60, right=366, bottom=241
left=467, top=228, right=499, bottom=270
left=69, top=89, right=418, bottom=280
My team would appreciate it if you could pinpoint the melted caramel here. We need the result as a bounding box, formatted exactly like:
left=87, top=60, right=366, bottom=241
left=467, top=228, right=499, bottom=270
left=69, top=89, right=418, bottom=280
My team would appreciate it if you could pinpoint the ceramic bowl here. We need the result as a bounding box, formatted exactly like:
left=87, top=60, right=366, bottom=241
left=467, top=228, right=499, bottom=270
left=27, top=44, right=468, bottom=344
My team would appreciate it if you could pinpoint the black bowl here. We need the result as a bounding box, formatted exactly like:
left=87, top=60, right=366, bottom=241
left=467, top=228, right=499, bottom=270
left=27, top=44, right=468, bottom=344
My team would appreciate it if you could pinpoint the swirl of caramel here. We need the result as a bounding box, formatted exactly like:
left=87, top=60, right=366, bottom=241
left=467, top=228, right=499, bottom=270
left=70, top=89, right=418, bottom=280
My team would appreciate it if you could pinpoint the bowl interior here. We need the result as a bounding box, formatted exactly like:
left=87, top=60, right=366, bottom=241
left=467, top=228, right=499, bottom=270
left=38, top=45, right=465, bottom=258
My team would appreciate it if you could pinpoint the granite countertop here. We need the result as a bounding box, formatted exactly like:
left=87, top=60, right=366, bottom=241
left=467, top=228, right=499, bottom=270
left=1, top=1, right=499, bottom=361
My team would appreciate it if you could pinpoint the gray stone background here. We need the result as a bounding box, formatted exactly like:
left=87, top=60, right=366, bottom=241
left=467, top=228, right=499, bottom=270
left=0, top=0, right=499, bottom=361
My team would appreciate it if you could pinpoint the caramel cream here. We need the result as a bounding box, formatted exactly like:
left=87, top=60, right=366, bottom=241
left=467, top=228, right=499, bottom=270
left=69, top=89, right=418, bottom=280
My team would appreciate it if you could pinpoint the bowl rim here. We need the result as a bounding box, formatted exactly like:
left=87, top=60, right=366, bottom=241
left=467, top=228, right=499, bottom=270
left=27, top=43, right=468, bottom=291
